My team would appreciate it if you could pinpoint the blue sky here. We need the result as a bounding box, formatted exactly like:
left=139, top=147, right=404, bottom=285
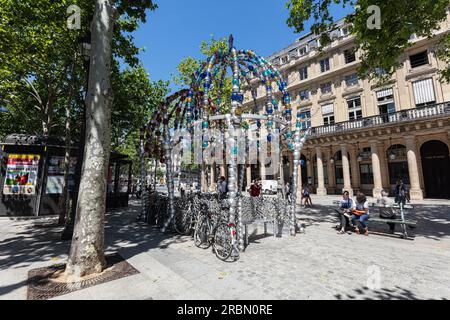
left=133, top=0, right=354, bottom=90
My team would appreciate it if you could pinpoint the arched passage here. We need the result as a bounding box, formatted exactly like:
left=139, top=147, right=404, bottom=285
left=420, top=140, right=450, bottom=199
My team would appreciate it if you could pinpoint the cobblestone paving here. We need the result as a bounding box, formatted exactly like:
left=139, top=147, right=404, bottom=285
left=1, top=196, right=449, bottom=300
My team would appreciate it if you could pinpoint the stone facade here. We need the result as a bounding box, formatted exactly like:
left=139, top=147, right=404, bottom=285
left=242, top=10, right=450, bottom=200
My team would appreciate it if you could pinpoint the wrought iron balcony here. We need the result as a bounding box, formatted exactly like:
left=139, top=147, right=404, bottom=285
left=309, top=101, right=450, bottom=137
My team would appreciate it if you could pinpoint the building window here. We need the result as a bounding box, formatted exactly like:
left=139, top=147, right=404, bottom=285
left=344, top=49, right=356, bottom=64
left=299, top=67, right=308, bottom=80
left=360, top=164, right=374, bottom=184
left=412, top=78, right=436, bottom=107
left=298, top=46, right=307, bottom=56
left=320, top=58, right=330, bottom=73
left=322, top=103, right=334, bottom=126
left=376, top=88, right=396, bottom=123
left=320, top=81, right=332, bottom=94
left=281, top=55, right=289, bottom=64
left=341, top=27, right=349, bottom=36
left=299, top=89, right=309, bottom=101
left=299, top=110, right=311, bottom=129
left=345, top=73, right=359, bottom=87
left=347, top=97, right=362, bottom=121
left=410, top=51, right=429, bottom=68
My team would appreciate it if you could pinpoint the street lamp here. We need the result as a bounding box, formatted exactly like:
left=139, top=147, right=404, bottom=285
left=357, top=141, right=363, bottom=162
left=389, top=138, right=396, bottom=160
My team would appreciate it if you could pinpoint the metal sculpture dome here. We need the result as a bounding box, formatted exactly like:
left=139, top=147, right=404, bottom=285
left=143, top=35, right=310, bottom=250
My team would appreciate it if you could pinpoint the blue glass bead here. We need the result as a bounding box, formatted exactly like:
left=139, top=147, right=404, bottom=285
left=202, top=121, right=209, bottom=129
left=267, top=120, right=273, bottom=126
left=286, top=132, right=292, bottom=138
left=232, top=79, right=239, bottom=85
left=296, top=122, right=301, bottom=128
left=203, top=142, right=209, bottom=148
left=266, top=108, right=273, bottom=115
left=256, top=120, right=261, bottom=128
left=267, top=134, right=272, bottom=142
left=232, top=146, right=238, bottom=155
left=285, top=109, right=292, bottom=114
left=288, top=143, right=294, bottom=150
left=272, top=99, right=278, bottom=106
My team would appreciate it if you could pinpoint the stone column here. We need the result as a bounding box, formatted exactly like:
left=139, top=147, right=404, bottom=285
left=246, top=165, right=252, bottom=191
left=220, top=165, right=226, bottom=178
left=260, top=163, right=266, bottom=180
left=404, top=136, right=424, bottom=200
left=370, top=141, right=383, bottom=198
left=349, top=147, right=360, bottom=192
left=326, top=149, right=336, bottom=194
left=315, top=146, right=327, bottom=195
left=341, top=144, right=353, bottom=196
left=378, top=143, right=389, bottom=189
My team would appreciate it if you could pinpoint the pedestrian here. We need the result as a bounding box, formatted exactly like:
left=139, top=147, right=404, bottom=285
left=379, top=189, right=397, bottom=233
left=351, top=192, right=370, bottom=236
left=250, top=179, right=262, bottom=197
left=285, top=182, right=291, bottom=202
left=218, top=176, right=227, bottom=199
left=302, top=184, right=312, bottom=207
left=395, top=179, right=408, bottom=206
left=336, top=191, right=353, bottom=234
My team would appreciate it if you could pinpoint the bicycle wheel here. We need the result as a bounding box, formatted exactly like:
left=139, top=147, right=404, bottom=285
left=194, top=217, right=210, bottom=248
left=174, top=204, right=193, bottom=235
left=213, top=222, right=233, bottom=261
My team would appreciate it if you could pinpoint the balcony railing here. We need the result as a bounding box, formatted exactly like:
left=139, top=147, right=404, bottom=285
left=309, top=101, right=450, bottom=137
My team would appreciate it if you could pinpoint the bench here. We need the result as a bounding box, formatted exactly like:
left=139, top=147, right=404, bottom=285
left=242, top=218, right=276, bottom=250
left=333, top=201, right=416, bottom=239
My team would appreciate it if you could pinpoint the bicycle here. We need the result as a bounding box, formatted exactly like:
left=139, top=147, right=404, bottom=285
left=193, top=202, right=239, bottom=262
left=173, top=192, right=200, bottom=235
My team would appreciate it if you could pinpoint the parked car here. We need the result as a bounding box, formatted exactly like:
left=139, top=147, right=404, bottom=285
left=261, top=180, right=278, bottom=195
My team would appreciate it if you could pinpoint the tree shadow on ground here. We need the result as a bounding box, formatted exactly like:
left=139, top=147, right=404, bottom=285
left=296, top=204, right=450, bottom=241
left=334, top=285, right=448, bottom=300
left=0, top=199, right=192, bottom=297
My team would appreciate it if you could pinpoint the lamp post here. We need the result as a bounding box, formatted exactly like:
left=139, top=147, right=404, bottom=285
left=61, top=33, right=91, bottom=240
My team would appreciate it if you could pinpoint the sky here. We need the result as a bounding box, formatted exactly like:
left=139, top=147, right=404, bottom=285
left=133, top=0, right=354, bottom=90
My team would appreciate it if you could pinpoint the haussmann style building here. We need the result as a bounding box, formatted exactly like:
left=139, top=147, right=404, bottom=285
left=242, top=9, right=450, bottom=200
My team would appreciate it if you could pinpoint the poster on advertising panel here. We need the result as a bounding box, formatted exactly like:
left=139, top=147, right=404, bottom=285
left=3, top=154, right=40, bottom=195
left=45, top=156, right=77, bottom=194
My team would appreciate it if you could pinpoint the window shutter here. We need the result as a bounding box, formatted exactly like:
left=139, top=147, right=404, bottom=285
left=413, top=78, right=435, bottom=105
left=322, top=103, right=334, bottom=115
left=376, top=88, right=393, bottom=99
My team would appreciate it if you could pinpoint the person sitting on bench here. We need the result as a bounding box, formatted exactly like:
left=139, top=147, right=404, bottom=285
left=351, top=192, right=370, bottom=236
left=336, top=191, right=353, bottom=234
left=379, top=189, right=397, bottom=234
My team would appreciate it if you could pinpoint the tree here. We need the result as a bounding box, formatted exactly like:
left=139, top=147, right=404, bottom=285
left=285, top=0, right=450, bottom=83
left=65, top=0, right=158, bottom=278
left=64, top=0, right=115, bottom=278
left=112, top=66, right=169, bottom=177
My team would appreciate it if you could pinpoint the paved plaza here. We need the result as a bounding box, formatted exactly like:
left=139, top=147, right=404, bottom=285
left=1, top=195, right=450, bottom=300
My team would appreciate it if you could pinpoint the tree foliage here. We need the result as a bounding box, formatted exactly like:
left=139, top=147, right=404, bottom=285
left=173, top=36, right=233, bottom=113
left=285, top=0, right=450, bottom=83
